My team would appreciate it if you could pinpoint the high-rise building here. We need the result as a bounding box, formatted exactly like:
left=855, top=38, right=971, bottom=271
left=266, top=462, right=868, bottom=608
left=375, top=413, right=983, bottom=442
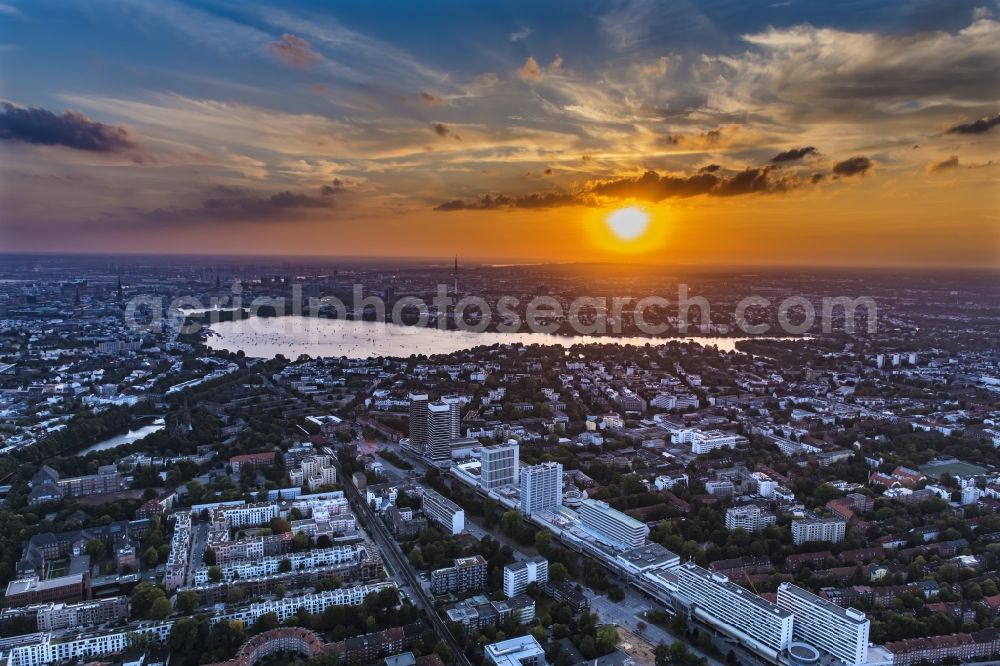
left=440, top=395, right=462, bottom=439
left=481, top=442, right=519, bottom=489
left=777, top=582, right=869, bottom=666
left=408, top=393, right=428, bottom=448
left=426, top=401, right=453, bottom=461
left=520, top=462, right=562, bottom=515
left=725, top=505, right=777, bottom=532
left=791, top=518, right=847, bottom=545
left=578, top=499, right=649, bottom=549
left=676, top=563, right=793, bottom=662
left=503, top=557, right=548, bottom=598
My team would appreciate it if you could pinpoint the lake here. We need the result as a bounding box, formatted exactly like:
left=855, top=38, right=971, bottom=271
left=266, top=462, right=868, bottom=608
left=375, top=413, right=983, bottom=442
left=205, top=316, right=797, bottom=359
left=79, top=419, right=166, bottom=455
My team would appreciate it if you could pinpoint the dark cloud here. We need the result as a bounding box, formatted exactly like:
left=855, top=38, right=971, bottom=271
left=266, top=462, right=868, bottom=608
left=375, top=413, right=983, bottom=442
left=140, top=187, right=335, bottom=223
left=591, top=166, right=796, bottom=201
left=770, top=146, right=818, bottom=163
left=0, top=101, right=135, bottom=153
left=945, top=113, right=1000, bottom=135
left=832, top=156, right=873, bottom=177
left=268, top=33, right=321, bottom=68
left=431, top=123, right=450, bottom=137
left=320, top=178, right=344, bottom=195
left=435, top=153, right=868, bottom=212
left=544, top=168, right=553, bottom=175
left=434, top=192, right=582, bottom=211
left=420, top=92, right=445, bottom=105
left=927, top=156, right=959, bottom=173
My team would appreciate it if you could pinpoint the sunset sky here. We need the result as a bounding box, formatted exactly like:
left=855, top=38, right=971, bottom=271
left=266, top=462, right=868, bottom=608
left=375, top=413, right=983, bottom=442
left=1, top=0, right=998, bottom=266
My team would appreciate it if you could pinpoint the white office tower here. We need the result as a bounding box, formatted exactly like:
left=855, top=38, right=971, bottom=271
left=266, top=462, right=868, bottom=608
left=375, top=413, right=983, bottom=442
left=409, top=393, right=428, bottom=447
left=441, top=395, right=462, bottom=438
left=519, top=462, right=562, bottom=515
left=426, top=401, right=453, bottom=461
left=676, top=563, right=793, bottom=662
left=481, top=442, right=519, bottom=489
left=777, top=582, right=869, bottom=666
left=578, top=499, right=649, bottom=549
left=503, top=557, right=549, bottom=597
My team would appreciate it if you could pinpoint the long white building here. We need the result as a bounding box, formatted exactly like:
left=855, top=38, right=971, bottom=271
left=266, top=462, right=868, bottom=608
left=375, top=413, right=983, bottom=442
left=777, top=582, right=869, bottom=666
left=9, top=623, right=173, bottom=666
left=193, top=543, right=369, bottom=584
left=671, top=428, right=737, bottom=454
left=675, top=563, right=793, bottom=662
left=791, top=517, right=847, bottom=544
left=519, top=462, right=562, bottom=515
left=577, top=498, right=648, bottom=549
left=422, top=487, right=464, bottom=534
left=7, top=584, right=395, bottom=666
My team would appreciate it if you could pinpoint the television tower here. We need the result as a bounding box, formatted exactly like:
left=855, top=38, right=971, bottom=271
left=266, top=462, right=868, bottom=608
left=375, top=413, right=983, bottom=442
left=452, top=256, right=459, bottom=296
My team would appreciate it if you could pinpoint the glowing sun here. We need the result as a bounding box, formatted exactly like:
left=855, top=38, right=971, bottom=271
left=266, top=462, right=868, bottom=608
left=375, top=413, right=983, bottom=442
left=606, top=207, right=649, bottom=241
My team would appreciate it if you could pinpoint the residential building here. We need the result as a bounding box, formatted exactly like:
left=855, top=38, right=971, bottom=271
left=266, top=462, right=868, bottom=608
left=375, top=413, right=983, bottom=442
left=675, top=563, right=793, bottom=662
left=430, top=556, right=487, bottom=595
left=421, top=488, right=464, bottom=535
left=481, top=442, right=519, bottom=490
left=792, top=518, right=847, bottom=545
left=520, top=462, right=562, bottom=515
left=409, top=393, right=428, bottom=448
left=777, top=582, right=869, bottom=666
left=671, top=428, right=737, bottom=454
left=503, top=557, right=548, bottom=598
left=725, top=505, right=776, bottom=532
left=426, top=402, right=453, bottom=461
left=289, top=454, right=338, bottom=491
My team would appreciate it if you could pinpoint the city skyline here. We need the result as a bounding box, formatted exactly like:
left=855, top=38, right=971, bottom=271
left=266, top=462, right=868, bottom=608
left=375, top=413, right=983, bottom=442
left=1, top=1, right=998, bottom=267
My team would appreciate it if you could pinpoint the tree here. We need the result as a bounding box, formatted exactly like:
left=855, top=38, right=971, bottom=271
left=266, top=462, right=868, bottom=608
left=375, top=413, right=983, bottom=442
left=85, top=538, right=105, bottom=559
left=168, top=617, right=201, bottom=657
left=434, top=640, right=453, bottom=663
left=549, top=562, right=569, bottom=583
left=203, top=547, right=217, bottom=566
left=671, top=611, right=688, bottom=635
left=278, top=558, right=292, bottom=573
left=150, top=596, right=172, bottom=620
left=595, top=625, right=619, bottom=655
left=176, top=590, right=200, bottom=615
left=270, top=516, right=291, bottom=534
left=207, top=566, right=223, bottom=583
left=144, top=546, right=159, bottom=568
left=500, top=511, right=522, bottom=538
left=292, top=532, right=311, bottom=552
left=130, top=582, right=167, bottom=619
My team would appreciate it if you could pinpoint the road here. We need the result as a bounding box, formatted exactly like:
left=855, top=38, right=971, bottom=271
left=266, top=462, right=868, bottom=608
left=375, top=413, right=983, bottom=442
left=586, top=587, right=724, bottom=666
left=328, top=449, right=472, bottom=666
